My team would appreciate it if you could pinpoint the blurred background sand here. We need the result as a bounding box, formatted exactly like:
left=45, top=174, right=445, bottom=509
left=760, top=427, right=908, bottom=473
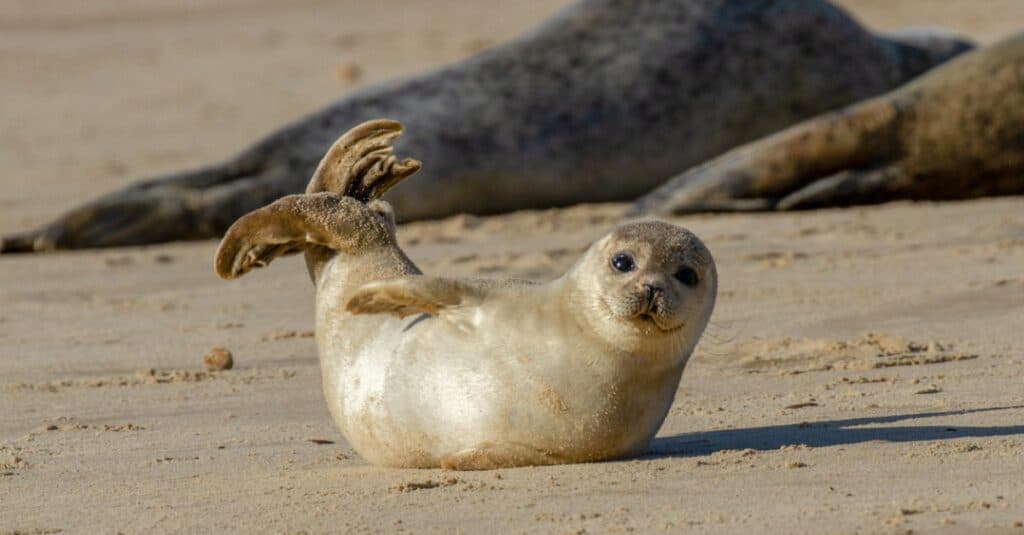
left=2, top=1, right=1023, bottom=532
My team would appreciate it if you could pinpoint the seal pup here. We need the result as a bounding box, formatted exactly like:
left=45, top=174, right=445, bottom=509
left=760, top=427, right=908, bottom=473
left=215, top=120, right=717, bottom=469
left=2, top=0, right=971, bottom=252
left=629, top=32, right=1024, bottom=216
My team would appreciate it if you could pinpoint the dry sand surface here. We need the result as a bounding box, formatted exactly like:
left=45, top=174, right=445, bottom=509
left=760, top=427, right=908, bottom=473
left=2, top=1, right=1023, bottom=533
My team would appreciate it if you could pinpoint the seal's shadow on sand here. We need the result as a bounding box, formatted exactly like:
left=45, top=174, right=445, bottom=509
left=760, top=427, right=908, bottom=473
left=648, top=406, right=1024, bottom=457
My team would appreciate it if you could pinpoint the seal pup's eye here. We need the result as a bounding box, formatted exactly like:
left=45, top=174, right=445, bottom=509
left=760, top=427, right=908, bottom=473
left=610, top=253, right=635, bottom=273
left=675, top=266, right=699, bottom=287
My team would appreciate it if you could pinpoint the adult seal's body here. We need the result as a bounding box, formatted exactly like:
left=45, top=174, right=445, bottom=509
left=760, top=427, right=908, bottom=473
left=630, top=32, right=1024, bottom=215
left=2, top=0, right=970, bottom=252
left=214, top=120, right=717, bottom=469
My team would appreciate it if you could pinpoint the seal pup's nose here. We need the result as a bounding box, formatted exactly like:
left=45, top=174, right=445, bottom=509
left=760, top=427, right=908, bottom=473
left=642, top=283, right=662, bottom=313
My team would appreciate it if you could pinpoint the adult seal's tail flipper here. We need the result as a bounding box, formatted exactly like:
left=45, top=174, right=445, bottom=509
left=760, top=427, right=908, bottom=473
left=628, top=32, right=1024, bottom=217
left=2, top=0, right=974, bottom=253
left=0, top=152, right=290, bottom=253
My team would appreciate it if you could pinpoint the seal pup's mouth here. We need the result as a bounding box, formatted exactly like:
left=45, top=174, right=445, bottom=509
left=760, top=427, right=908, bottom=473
left=635, top=312, right=684, bottom=334
left=597, top=294, right=683, bottom=335
left=635, top=290, right=677, bottom=332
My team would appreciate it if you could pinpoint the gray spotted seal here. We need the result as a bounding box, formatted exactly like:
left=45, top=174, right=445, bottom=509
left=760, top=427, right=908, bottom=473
left=629, top=32, right=1024, bottom=215
left=2, top=0, right=970, bottom=252
left=215, top=120, right=717, bottom=469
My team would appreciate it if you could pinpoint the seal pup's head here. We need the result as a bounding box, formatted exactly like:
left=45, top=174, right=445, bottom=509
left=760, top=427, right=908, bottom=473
left=567, top=220, right=716, bottom=361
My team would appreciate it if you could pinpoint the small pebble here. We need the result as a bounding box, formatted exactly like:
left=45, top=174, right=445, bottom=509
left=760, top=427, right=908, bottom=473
left=336, top=62, right=362, bottom=84
left=203, top=347, right=234, bottom=371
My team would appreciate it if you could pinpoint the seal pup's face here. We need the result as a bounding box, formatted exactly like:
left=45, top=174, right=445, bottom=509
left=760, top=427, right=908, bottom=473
left=570, top=221, right=717, bottom=359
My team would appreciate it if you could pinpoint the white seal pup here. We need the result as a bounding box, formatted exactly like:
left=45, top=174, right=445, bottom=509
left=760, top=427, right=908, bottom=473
left=215, top=120, right=717, bottom=469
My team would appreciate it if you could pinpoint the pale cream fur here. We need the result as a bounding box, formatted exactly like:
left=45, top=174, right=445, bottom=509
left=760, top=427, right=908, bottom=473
left=216, top=120, right=717, bottom=469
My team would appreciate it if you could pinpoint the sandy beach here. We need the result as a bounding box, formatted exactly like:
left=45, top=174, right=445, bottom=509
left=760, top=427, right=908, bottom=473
left=2, top=1, right=1023, bottom=532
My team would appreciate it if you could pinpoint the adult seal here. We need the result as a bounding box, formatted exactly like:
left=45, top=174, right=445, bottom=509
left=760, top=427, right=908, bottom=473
left=629, top=32, right=1024, bottom=215
left=2, top=0, right=970, bottom=252
left=214, top=120, right=718, bottom=469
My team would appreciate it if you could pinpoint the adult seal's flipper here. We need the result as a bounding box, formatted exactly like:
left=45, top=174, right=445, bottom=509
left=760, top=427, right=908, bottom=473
left=629, top=33, right=1024, bottom=217
left=627, top=96, right=904, bottom=216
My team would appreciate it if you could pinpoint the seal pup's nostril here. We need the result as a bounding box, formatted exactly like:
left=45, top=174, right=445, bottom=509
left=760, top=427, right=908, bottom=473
left=642, top=284, right=662, bottom=312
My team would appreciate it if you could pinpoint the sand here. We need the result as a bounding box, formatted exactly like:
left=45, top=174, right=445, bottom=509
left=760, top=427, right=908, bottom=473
left=2, top=1, right=1023, bottom=532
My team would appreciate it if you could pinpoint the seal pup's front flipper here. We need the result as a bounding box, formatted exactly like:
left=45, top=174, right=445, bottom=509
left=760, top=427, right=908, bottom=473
left=344, top=276, right=490, bottom=319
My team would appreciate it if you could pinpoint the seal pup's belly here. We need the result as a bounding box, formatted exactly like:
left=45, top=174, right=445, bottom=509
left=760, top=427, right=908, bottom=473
left=320, top=311, right=682, bottom=468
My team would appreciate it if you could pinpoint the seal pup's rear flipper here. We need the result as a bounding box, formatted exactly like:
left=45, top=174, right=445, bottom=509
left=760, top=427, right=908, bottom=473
left=215, top=119, right=422, bottom=280
left=214, top=193, right=393, bottom=280
left=345, top=276, right=490, bottom=319
left=305, top=119, right=421, bottom=200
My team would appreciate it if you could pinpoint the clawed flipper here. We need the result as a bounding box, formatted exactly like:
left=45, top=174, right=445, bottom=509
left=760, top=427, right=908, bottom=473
left=345, top=276, right=488, bottom=319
